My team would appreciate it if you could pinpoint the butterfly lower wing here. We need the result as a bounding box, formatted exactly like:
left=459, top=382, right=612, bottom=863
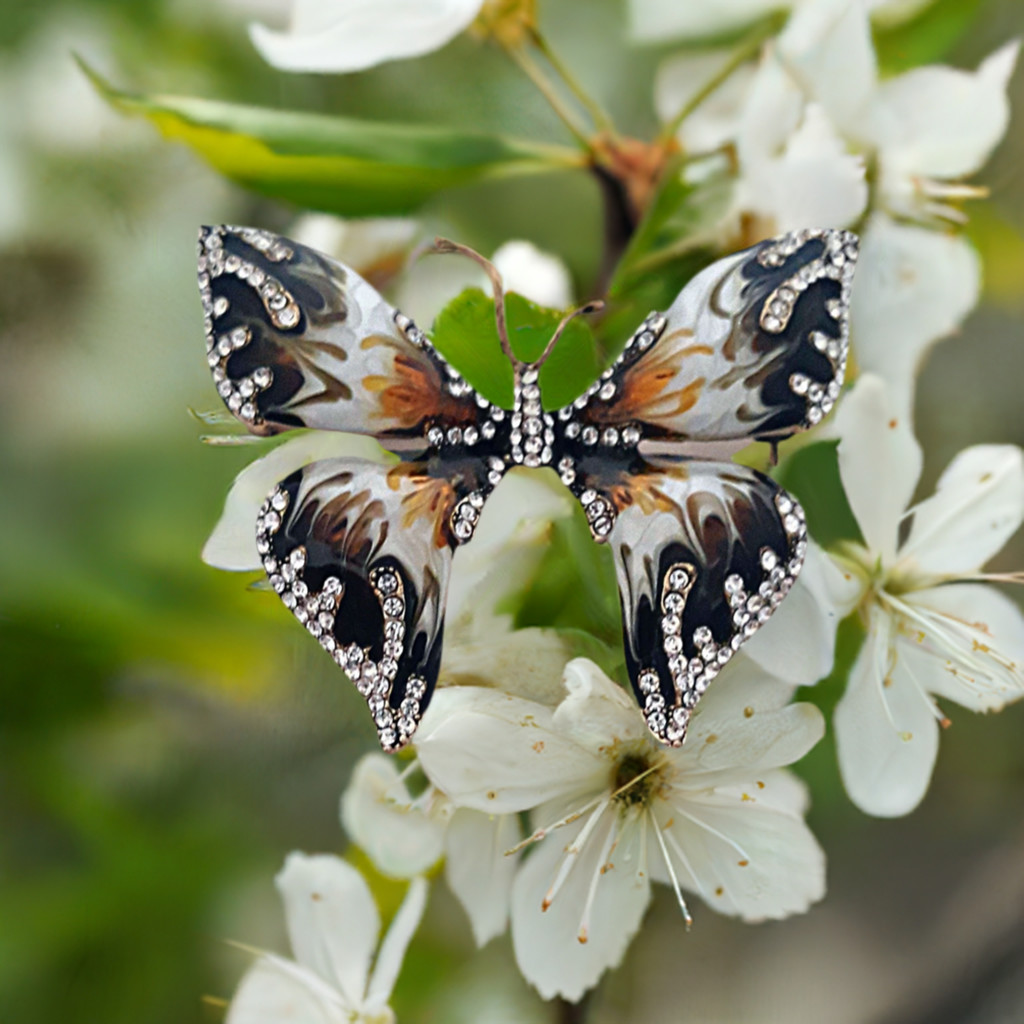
left=603, top=458, right=807, bottom=745
left=198, top=225, right=483, bottom=441
left=560, top=228, right=858, bottom=444
left=257, top=455, right=489, bottom=751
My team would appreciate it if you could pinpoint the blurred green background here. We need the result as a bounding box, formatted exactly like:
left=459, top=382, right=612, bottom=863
left=1, top=1, right=1023, bottom=1021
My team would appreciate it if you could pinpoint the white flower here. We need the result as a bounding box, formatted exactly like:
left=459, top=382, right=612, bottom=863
left=416, top=657, right=826, bottom=1001
left=290, top=215, right=419, bottom=281
left=249, top=0, right=484, bottom=74
left=341, top=753, right=523, bottom=948
left=491, top=241, right=574, bottom=309
left=630, top=0, right=936, bottom=46
left=778, top=0, right=1019, bottom=225
left=828, top=375, right=1024, bottom=817
left=226, top=852, right=426, bottom=1024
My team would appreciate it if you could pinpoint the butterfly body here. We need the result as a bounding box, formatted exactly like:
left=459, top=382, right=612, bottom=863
left=198, top=223, right=857, bottom=751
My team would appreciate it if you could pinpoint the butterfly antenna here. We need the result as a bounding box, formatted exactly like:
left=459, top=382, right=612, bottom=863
left=432, top=237, right=515, bottom=365
left=533, top=300, right=605, bottom=369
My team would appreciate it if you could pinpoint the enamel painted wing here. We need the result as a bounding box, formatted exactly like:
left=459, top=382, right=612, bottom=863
left=256, top=456, right=494, bottom=751
left=197, top=224, right=483, bottom=440
left=604, top=459, right=807, bottom=746
left=198, top=222, right=858, bottom=753
left=558, top=228, right=858, bottom=443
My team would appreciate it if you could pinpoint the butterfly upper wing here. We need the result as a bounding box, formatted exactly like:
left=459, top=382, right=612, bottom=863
left=197, top=224, right=485, bottom=441
left=596, top=456, right=807, bottom=745
left=558, top=228, right=858, bottom=444
left=257, top=454, right=496, bottom=751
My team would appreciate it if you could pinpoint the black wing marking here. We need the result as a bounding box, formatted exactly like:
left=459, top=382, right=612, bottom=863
left=197, top=224, right=498, bottom=445
left=598, top=458, right=807, bottom=745
left=555, top=228, right=858, bottom=444
left=255, top=455, right=494, bottom=751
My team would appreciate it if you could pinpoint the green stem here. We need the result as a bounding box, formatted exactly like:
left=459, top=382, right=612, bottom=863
left=529, top=28, right=617, bottom=137
left=507, top=44, right=593, bottom=150
left=657, top=13, right=785, bottom=145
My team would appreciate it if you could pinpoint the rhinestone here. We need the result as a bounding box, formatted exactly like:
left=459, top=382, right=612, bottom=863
left=763, top=315, right=782, bottom=332
left=599, top=382, right=616, bottom=400
left=524, top=436, right=543, bottom=454
left=379, top=728, right=397, bottom=748
left=385, top=621, right=405, bottom=642
left=668, top=568, right=690, bottom=590
left=264, top=511, right=280, bottom=531
left=647, top=711, right=667, bottom=733
left=213, top=296, right=229, bottom=317
left=323, top=576, right=342, bottom=595
left=664, top=592, right=684, bottom=613
left=784, top=514, right=800, bottom=533
left=645, top=693, right=665, bottom=712
left=277, top=306, right=299, bottom=328
left=637, top=330, right=655, bottom=349
left=582, top=426, right=598, bottom=445
left=565, top=422, right=581, bottom=439
left=701, top=643, right=717, bottom=662
left=808, top=406, right=824, bottom=425
left=790, top=374, right=810, bottom=396
left=454, top=519, right=473, bottom=540
left=717, top=647, right=732, bottom=665
left=407, top=677, right=426, bottom=700
left=693, top=626, right=712, bottom=648
left=481, top=422, right=496, bottom=440
left=826, top=298, right=843, bottom=318
left=463, top=426, right=479, bottom=446
left=661, top=615, right=681, bottom=635
left=292, top=580, right=308, bottom=599
left=270, top=574, right=284, bottom=592
left=427, top=426, right=444, bottom=446
left=760, top=549, right=778, bottom=571
left=383, top=597, right=404, bottom=617
left=381, top=659, right=398, bottom=679
left=758, top=606, right=772, bottom=623
left=639, top=672, right=659, bottom=694
left=776, top=495, right=793, bottom=515
left=282, top=591, right=296, bottom=609
left=664, top=635, right=682, bottom=655
left=446, top=427, right=463, bottom=445
left=759, top=581, right=773, bottom=599
left=724, top=574, right=744, bottom=595
left=593, top=517, right=613, bottom=536
left=398, top=715, right=417, bottom=735
left=376, top=573, right=397, bottom=594
left=318, top=612, right=334, bottom=630
left=622, top=425, right=641, bottom=445
left=601, top=428, right=619, bottom=446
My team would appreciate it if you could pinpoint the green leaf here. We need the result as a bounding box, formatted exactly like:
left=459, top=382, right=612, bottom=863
left=514, top=505, right=622, bottom=648
left=873, top=0, right=984, bottom=74
left=774, top=440, right=863, bottom=549
left=80, top=61, right=582, bottom=218
left=429, top=288, right=602, bottom=409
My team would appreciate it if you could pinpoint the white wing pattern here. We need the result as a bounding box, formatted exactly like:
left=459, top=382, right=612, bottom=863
left=198, top=224, right=857, bottom=751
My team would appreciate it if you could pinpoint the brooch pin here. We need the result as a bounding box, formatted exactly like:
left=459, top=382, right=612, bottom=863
left=197, top=225, right=857, bottom=751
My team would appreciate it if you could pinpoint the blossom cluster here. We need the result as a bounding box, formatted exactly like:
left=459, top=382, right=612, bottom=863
left=191, top=0, right=1024, bottom=1016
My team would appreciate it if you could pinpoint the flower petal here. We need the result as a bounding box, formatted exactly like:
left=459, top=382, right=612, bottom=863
left=492, top=241, right=573, bottom=309
left=899, top=445, right=1024, bottom=578
left=446, top=467, right=572, bottom=636
left=226, top=955, right=351, bottom=1022
left=444, top=809, right=521, bottom=947
left=654, top=50, right=755, bottom=154
left=441, top=627, right=583, bottom=707
left=290, top=213, right=418, bottom=276
left=746, top=102, right=868, bottom=232
left=629, top=0, right=793, bottom=43
left=551, top=658, right=649, bottom=750
left=900, top=583, right=1024, bottom=711
left=275, top=852, right=379, bottom=1005
left=869, top=41, right=1019, bottom=197
left=416, top=686, right=604, bottom=814
left=364, top=876, right=428, bottom=1009
left=850, top=214, right=981, bottom=426
left=778, top=0, right=877, bottom=134
left=654, top=781, right=826, bottom=921
left=835, top=373, right=923, bottom=564
left=744, top=539, right=863, bottom=685
left=675, top=657, right=825, bottom=781
left=510, top=808, right=650, bottom=1002
left=202, top=432, right=392, bottom=571
left=250, top=0, right=483, bottom=73
left=834, top=608, right=940, bottom=816
left=340, top=754, right=448, bottom=879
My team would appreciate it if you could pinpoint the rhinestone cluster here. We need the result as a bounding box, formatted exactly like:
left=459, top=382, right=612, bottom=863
left=579, top=488, right=616, bottom=541
left=755, top=228, right=858, bottom=426
left=640, top=493, right=808, bottom=747
left=256, top=485, right=423, bottom=751
left=450, top=491, right=486, bottom=543
left=508, top=367, right=554, bottom=468
left=197, top=227, right=287, bottom=428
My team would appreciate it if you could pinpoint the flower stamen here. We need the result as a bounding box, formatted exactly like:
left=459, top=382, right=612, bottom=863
left=648, top=808, right=692, bottom=928
left=577, top=816, right=621, bottom=944
left=542, top=796, right=611, bottom=911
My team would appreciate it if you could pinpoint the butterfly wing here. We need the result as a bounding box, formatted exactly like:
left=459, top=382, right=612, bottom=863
left=198, top=224, right=489, bottom=442
left=558, top=228, right=858, bottom=443
left=587, top=457, right=807, bottom=745
left=257, top=455, right=493, bottom=751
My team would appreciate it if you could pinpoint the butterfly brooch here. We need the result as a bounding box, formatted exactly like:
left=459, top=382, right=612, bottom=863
left=197, top=224, right=857, bottom=752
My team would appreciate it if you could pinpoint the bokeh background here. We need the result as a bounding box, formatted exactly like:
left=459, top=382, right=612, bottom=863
left=2, top=1, right=1023, bottom=1021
